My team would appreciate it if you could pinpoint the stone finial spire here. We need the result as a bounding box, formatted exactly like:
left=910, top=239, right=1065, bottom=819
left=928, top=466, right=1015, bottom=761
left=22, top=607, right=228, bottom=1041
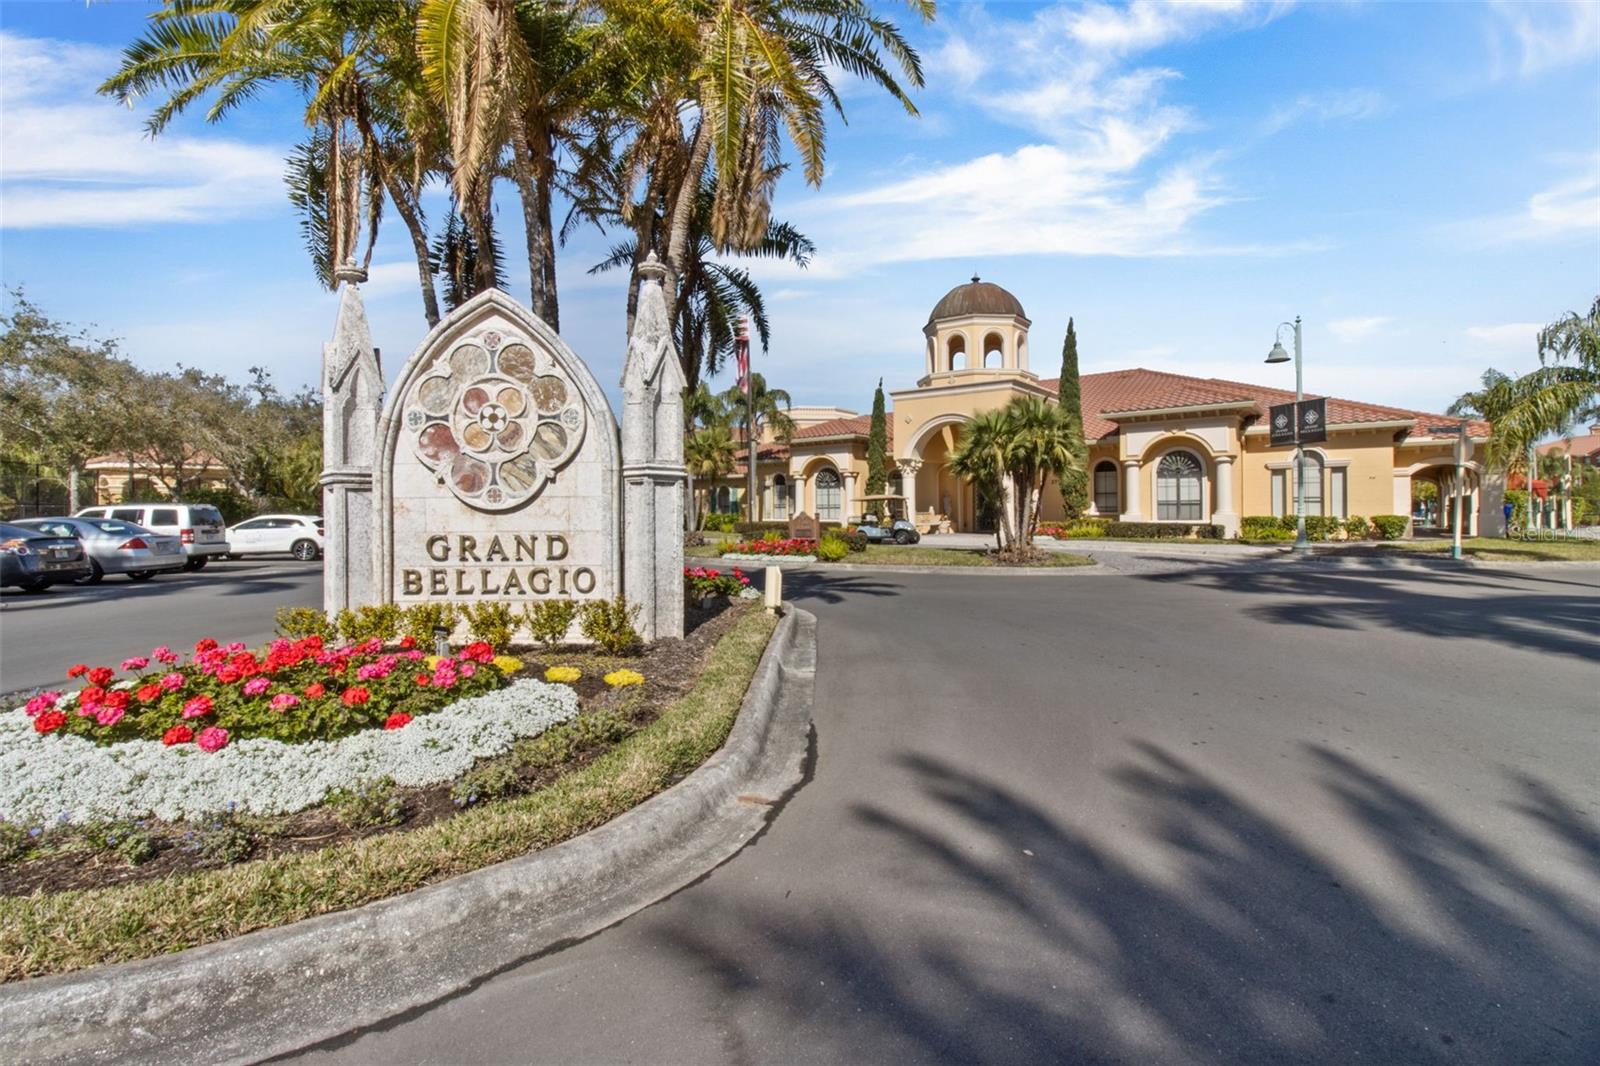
left=321, top=262, right=384, bottom=616
left=620, top=250, right=687, bottom=639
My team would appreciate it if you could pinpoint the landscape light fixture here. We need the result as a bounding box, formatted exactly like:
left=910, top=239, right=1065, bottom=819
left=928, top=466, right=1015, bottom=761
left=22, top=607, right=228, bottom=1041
left=432, top=625, right=450, bottom=658
left=1265, top=316, right=1310, bottom=551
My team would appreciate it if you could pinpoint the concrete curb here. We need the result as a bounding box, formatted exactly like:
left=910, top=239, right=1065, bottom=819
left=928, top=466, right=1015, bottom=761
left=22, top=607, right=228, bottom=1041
left=0, top=609, right=818, bottom=1066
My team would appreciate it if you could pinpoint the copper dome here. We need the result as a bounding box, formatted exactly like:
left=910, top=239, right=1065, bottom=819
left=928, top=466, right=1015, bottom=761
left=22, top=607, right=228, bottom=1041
left=926, top=276, right=1027, bottom=325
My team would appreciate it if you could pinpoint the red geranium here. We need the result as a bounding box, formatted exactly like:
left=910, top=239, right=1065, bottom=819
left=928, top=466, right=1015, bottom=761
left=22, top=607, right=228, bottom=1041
left=383, top=712, right=413, bottom=730
left=340, top=686, right=371, bottom=706
left=67, top=663, right=89, bottom=679
left=216, top=665, right=243, bottom=684
left=78, top=685, right=107, bottom=707
left=136, top=683, right=162, bottom=703
left=414, top=672, right=431, bottom=686
left=87, top=666, right=114, bottom=688
left=162, top=724, right=193, bottom=746
left=460, top=641, right=495, bottom=663
left=305, top=682, right=326, bottom=698
left=102, top=689, right=130, bottom=711
left=195, top=637, right=218, bottom=653
left=33, top=710, right=66, bottom=734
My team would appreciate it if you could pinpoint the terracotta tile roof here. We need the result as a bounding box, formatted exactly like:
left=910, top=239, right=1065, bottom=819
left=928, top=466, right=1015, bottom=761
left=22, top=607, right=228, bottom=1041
left=790, top=414, right=892, bottom=445
left=1538, top=427, right=1600, bottom=459
left=730, top=442, right=791, bottom=474
left=1037, top=368, right=1488, bottom=441
left=84, top=451, right=228, bottom=470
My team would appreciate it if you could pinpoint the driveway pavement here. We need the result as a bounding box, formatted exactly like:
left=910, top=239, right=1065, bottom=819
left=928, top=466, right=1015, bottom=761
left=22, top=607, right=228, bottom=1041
left=288, top=561, right=1600, bottom=1065
left=0, top=560, right=322, bottom=695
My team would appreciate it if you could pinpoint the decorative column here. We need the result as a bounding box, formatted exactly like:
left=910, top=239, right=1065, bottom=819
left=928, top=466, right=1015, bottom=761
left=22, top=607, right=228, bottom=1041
left=1392, top=471, right=1414, bottom=536
left=792, top=473, right=808, bottom=517
left=1120, top=458, right=1143, bottom=521
left=620, top=253, right=687, bottom=640
left=1212, top=455, right=1239, bottom=537
left=320, top=262, right=384, bottom=616
left=843, top=470, right=859, bottom=523
left=897, top=458, right=923, bottom=523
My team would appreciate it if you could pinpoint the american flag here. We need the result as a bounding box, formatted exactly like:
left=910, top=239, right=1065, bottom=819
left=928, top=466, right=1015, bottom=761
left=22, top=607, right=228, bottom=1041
left=734, top=317, right=751, bottom=392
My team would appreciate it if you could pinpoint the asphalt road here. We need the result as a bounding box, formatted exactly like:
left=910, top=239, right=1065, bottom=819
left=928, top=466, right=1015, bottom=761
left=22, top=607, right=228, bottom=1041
left=278, top=559, right=1599, bottom=1066
left=0, top=559, right=322, bottom=695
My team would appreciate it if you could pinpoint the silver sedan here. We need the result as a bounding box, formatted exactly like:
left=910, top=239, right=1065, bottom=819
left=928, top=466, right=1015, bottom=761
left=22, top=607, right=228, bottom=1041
left=12, top=517, right=188, bottom=584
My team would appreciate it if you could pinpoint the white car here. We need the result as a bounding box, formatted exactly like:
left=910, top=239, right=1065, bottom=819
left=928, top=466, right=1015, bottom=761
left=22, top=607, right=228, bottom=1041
left=226, top=514, right=324, bottom=561
left=76, top=502, right=230, bottom=570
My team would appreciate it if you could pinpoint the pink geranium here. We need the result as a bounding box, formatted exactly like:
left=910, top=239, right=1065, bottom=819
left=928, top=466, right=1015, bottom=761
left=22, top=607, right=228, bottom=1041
left=24, top=692, right=60, bottom=717
left=242, top=677, right=271, bottom=696
left=195, top=726, right=229, bottom=752
left=152, top=645, right=178, bottom=665
left=120, top=656, right=150, bottom=671
left=95, top=704, right=125, bottom=727
left=160, top=672, right=185, bottom=691
left=269, top=693, right=300, bottom=712
left=182, top=695, right=214, bottom=719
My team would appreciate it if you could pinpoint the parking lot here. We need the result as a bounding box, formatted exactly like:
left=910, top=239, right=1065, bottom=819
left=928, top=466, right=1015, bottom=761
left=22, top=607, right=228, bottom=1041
left=0, top=560, right=322, bottom=695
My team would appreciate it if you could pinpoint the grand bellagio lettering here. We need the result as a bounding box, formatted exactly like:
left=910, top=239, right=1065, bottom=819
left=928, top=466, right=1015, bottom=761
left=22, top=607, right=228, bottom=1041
left=401, top=532, right=598, bottom=598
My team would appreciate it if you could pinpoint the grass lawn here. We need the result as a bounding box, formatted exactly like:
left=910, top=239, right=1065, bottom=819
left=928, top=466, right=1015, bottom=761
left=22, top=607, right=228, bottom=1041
left=1375, top=537, right=1600, bottom=562
left=0, top=609, right=777, bottom=982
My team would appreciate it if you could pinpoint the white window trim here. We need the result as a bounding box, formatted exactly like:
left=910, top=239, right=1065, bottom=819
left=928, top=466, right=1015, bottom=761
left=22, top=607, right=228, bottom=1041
left=1151, top=447, right=1210, bottom=523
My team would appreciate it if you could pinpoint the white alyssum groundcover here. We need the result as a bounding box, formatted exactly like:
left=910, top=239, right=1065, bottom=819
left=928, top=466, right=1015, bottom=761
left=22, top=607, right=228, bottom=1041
left=0, top=678, right=580, bottom=824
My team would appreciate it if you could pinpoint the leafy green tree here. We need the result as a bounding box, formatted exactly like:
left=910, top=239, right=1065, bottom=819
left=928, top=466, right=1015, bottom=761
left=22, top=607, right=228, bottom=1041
left=949, top=409, right=1013, bottom=550
left=866, top=378, right=888, bottom=500
left=1056, top=317, right=1088, bottom=516
left=719, top=372, right=793, bottom=521
left=685, top=424, right=737, bottom=527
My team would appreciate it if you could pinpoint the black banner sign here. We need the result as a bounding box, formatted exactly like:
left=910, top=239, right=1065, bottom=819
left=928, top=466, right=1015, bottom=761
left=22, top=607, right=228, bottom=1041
left=1298, top=397, right=1327, bottom=444
left=1269, top=402, right=1297, bottom=446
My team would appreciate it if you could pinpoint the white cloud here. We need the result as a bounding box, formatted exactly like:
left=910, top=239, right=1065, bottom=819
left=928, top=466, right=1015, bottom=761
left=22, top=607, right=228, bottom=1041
left=1464, top=322, right=1542, bottom=352
left=1487, top=0, right=1600, bottom=80
left=1262, top=89, right=1386, bottom=135
left=0, top=31, right=287, bottom=229
left=1445, top=158, right=1600, bottom=246
left=1327, top=316, right=1392, bottom=342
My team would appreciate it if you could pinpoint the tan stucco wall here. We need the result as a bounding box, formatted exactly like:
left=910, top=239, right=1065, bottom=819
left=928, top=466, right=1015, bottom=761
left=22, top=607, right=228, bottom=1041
left=1240, top=428, right=1401, bottom=519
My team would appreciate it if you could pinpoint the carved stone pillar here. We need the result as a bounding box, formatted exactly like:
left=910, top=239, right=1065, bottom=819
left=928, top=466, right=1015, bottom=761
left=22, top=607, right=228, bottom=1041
left=1213, top=455, right=1238, bottom=537
left=1120, top=458, right=1143, bottom=522
left=897, top=458, right=923, bottom=523
left=320, top=262, right=383, bottom=616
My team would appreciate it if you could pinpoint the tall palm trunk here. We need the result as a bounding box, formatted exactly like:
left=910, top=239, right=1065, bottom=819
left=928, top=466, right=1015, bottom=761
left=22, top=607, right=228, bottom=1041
left=381, top=171, right=441, bottom=327
left=462, top=183, right=499, bottom=293
left=664, top=121, right=712, bottom=308
left=531, top=121, right=560, bottom=332
left=507, top=123, right=552, bottom=324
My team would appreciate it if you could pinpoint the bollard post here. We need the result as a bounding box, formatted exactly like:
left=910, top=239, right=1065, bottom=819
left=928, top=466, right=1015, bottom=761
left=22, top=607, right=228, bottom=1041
left=763, top=565, right=783, bottom=614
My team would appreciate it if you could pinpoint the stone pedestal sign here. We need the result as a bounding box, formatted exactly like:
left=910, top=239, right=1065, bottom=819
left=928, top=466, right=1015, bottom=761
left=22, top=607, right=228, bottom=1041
left=372, top=290, right=620, bottom=639
left=788, top=512, right=820, bottom=542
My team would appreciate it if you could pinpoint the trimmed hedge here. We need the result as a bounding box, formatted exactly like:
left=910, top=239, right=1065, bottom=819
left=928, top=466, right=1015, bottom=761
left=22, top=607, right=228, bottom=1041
left=732, top=521, right=844, bottom=537
left=1371, top=514, right=1410, bottom=540
left=1099, top=521, right=1224, bottom=540
left=1240, top=514, right=1367, bottom=542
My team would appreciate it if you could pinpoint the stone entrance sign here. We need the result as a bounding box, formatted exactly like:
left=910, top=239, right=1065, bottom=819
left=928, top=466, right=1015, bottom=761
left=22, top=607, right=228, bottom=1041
left=374, top=290, right=620, bottom=616
left=788, top=512, right=819, bottom=541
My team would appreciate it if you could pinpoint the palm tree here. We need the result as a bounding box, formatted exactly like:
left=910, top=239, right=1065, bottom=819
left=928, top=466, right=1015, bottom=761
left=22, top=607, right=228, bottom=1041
left=949, top=409, right=1014, bottom=550
left=685, top=423, right=737, bottom=527
left=1001, top=395, right=1080, bottom=547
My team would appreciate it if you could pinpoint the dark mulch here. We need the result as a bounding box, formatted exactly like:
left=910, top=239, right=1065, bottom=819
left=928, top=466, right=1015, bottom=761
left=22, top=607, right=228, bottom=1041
left=0, top=602, right=751, bottom=898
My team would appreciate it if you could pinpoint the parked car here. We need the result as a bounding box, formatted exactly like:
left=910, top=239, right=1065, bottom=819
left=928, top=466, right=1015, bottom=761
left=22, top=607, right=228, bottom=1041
left=74, top=503, right=230, bottom=570
left=0, top=522, right=94, bottom=592
left=12, top=517, right=187, bottom=584
left=225, top=514, right=324, bottom=560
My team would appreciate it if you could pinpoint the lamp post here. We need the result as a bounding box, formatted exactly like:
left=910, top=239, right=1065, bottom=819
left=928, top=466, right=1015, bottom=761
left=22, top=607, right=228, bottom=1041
left=1265, top=316, right=1310, bottom=551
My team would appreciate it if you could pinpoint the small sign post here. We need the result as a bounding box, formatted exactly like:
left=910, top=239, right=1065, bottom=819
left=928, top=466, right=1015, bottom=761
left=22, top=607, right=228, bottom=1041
left=788, top=511, right=819, bottom=542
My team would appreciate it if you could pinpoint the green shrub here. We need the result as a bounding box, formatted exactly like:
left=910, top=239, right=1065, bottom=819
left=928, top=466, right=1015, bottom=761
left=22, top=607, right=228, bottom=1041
left=335, top=603, right=403, bottom=644
left=180, top=486, right=254, bottom=526
left=451, top=760, right=520, bottom=806
left=816, top=534, right=850, bottom=562
left=1573, top=498, right=1589, bottom=526
left=459, top=602, right=517, bottom=648
left=1240, top=516, right=1290, bottom=540
left=190, top=811, right=256, bottom=866
left=402, top=603, right=459, bottom=646
left=579, top=595, right=642, bottom=655
left=1371, top=514, right=1410, bottom=540
left=1342, top=515, right=1370, bottom=540
left=0, top=822, right=30, bottom=863
left=1100, top=521, right=1224, bottom=540
left=1305, top=515, right=1341, bottom=541
left=700, top=512, right=738, bottom=533
left=275, top=606, right=335, bottom=641
left=733, top=521, right=844, bottom=536
left=513, top=708, right=633, bottom=771
left=84, top=821, right=156, bottom=866
left=523, top=599, right=579, bottom=648
left=837, top=530, right=868, bottom=552
left=1505, top=489, right=1529, bottom=528
left=326, top=777, right=406, bottom=830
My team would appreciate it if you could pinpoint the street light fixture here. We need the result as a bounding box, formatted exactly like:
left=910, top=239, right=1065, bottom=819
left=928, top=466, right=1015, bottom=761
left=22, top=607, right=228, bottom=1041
left=1265, top=316, right=1310, bottom=551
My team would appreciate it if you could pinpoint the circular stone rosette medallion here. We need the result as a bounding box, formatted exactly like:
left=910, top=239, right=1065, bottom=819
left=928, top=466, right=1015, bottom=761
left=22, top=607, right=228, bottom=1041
left=405, top=334, right=586, bottom=511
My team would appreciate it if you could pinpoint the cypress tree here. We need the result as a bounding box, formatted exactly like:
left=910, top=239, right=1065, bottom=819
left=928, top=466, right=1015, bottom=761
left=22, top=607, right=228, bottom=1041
left=866, top=377, right=889, bottom=501
left=1058, top=318, right=1089, bottom=516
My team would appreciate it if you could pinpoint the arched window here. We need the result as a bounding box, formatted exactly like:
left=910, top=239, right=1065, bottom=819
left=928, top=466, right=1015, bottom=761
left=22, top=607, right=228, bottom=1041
left=815, top=468, right=842, bottom=522
left=772, top=474, right=790, bottom=519
left=1155, top=451, right=1203, bottom=521
left=946, top=335, right=966, bottom=372
left=983, top=332, right=1004, bottom=368
left=1093, top=461, right=1119, bottom=515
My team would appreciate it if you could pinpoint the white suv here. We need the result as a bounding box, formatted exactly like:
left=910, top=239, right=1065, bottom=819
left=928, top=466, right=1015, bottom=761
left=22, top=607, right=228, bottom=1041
left=75, top=503, right=231, bottom=570
left=225, top=514, right=324, bottom=561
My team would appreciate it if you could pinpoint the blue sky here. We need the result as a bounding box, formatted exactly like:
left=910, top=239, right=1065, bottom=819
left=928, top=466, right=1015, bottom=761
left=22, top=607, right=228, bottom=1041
left=2, top=0, right=1597, bottom=419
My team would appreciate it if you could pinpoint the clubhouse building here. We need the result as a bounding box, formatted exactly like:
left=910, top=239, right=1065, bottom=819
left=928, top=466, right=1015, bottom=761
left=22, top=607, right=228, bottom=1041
left=711, top=278, right=1499, bottom=539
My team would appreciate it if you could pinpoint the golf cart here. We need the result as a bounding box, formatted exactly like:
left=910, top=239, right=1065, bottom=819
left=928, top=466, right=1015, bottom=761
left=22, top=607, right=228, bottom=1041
left=856, top=494, right=921, bottom=545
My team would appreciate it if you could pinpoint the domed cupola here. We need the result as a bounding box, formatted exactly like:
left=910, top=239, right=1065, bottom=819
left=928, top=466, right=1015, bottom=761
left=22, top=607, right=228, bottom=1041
left=921, top=275, right=1033, bottom=383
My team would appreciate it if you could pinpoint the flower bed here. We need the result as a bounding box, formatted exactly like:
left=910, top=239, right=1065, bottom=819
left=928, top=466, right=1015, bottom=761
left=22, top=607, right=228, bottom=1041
left=684, top=565, right=751, bottom=599
left=24, top=636, right=515, bottom=748
left=0, top=680, right=579, bottom=823
left=720, top=537, right=816, bottom=557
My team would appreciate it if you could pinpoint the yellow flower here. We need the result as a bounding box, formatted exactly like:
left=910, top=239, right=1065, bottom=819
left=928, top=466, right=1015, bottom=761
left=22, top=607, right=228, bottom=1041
left=603, top=668, right=644, bottom=688
left=544, top=666, right=582, bottom=684
left=425, top=655, right=443, bottom=669
left=494, top=655, right=524, bottom=675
